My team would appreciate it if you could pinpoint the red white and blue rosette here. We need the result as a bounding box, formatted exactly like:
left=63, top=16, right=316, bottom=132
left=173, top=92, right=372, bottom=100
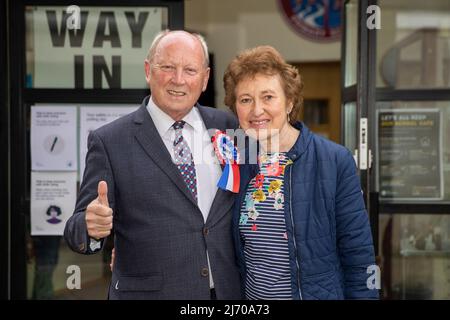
left=212, top=130, right=240, bottom=193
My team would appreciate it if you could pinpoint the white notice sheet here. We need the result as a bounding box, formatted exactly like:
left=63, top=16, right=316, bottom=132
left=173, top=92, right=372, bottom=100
left=31, top=171, right=77, bottom=235
left=79, top=106, right=138, bottom=181
left=31, top=106, right=77, bottom=171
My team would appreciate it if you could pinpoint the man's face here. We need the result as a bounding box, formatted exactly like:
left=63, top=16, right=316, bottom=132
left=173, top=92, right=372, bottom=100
left=145, top=33, right=210, bottom=120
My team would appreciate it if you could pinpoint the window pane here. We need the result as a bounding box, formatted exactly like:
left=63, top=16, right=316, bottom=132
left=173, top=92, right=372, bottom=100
left=344, top=0, right=358, bottom=87
left=28, top=237, right=112, bottom=299
left=379, top=214, right=450, bottom=300
left=377, top=0, right=450, bottom=89
left=343, top=102, right=357, bottom=152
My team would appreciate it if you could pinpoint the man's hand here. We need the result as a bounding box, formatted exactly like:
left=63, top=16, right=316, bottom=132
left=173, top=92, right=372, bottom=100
left=86, top=181, right=113, bottom=240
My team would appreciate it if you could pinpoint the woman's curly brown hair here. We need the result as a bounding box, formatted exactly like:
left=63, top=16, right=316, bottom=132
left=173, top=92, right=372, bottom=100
left=223, top=45, right=304, bottom=125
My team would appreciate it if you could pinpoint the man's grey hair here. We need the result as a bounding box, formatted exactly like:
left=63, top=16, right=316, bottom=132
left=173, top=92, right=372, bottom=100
left=146, top=30, right=210, bottom=67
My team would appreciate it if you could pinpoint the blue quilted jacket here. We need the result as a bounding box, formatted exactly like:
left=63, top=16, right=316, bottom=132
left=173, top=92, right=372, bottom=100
left=231, top=122, right=379, bottom=300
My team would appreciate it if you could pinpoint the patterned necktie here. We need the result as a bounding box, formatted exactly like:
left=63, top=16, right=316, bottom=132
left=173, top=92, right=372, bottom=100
left=172, top=120, right=198, bottom=202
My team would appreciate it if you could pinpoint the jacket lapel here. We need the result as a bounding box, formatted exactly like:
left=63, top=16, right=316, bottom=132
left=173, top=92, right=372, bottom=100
left=197, top=105, right=224, bottom=171
left=206, top=188, right=235, bottom=227
left=196, top=104, right=216, bottom=131
left=133, top=98, right=198, bottom=207
left=197, top=105, right=236, bottom=224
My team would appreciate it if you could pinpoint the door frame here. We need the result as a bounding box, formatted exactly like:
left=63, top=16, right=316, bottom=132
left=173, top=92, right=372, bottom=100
left=341, top=0, right=379, bottom=253
left=0, top=0, right=10, bottom=301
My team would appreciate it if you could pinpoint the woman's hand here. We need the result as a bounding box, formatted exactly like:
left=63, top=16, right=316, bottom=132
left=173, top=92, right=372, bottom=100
left=110, top=248, right=115, bottom=272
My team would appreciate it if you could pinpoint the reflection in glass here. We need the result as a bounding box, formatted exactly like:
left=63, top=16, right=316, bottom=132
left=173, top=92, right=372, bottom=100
left=27, top=238, right=113, bottom=299
left=344, top=0, right=358, bottom=87
left=343, top=102, right=357, bottom=152
left=377, top=0, right=450, bottom=89
left=379, top=214, right=450, bottom=300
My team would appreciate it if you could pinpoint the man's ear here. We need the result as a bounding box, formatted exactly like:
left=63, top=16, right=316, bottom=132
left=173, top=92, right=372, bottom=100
left=202, top=67, right=210, bottom=92
left=144, top=60, right=151, bottom=83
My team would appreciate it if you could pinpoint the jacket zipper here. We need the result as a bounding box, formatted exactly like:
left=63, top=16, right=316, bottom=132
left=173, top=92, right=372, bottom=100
left=288, top=164, right=303, bottom=300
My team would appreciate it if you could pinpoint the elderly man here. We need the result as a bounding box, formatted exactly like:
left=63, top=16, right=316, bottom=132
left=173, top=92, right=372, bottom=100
left=64, top=30, right=241, bottom=300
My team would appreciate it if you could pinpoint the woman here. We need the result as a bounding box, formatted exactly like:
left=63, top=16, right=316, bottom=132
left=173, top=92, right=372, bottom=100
left=224, top=46, right=379, bottom=300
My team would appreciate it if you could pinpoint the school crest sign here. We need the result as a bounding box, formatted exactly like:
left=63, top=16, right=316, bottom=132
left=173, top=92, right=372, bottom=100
left=277, top=0, right=342, bottom=42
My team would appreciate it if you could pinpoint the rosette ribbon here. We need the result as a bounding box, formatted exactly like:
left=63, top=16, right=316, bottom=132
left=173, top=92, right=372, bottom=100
left=212, top=130, right=240, bottom=193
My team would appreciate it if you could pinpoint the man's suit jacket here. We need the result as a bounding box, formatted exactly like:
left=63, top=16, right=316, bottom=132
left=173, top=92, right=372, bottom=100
left=64, top=96, right=242, bottom=299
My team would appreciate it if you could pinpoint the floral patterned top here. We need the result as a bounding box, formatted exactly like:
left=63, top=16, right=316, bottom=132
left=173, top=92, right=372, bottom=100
left=239, top=152, right=293, bottom=300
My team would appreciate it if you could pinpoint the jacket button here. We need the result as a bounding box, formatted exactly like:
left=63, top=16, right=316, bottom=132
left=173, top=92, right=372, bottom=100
left=203, top=227, right=209, bottom=236
left=201, top=267, right=209, bottom=277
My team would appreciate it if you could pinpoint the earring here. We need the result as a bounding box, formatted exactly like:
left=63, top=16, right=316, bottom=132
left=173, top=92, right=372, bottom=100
left=287, top=111, right=291, bottom=122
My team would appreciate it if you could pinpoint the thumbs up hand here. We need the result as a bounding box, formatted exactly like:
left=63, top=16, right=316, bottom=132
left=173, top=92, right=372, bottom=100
left=86, top=181, right=113, bottom=240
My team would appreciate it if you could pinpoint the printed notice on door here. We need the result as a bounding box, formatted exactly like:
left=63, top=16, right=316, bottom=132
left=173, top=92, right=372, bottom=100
left=31, top=171, right=77, bottom=235
left=79, top=106, right=138, bottom=181
left=377, top=109, right=443, bottom=201
left=31, top=106, right=77, bottom=171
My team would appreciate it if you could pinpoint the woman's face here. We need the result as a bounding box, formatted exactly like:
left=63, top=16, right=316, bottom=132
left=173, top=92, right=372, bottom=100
left=235, top=73, right=292, bottom=142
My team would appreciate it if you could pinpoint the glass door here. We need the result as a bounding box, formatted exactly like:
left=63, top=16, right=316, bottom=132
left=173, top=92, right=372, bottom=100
left=342, top=0, right=450, bottom=300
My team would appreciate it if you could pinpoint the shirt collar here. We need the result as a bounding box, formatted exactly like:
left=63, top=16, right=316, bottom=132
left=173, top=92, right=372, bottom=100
left=146, top=96, right=202, bottom=137
left=183, top=105, right=203, bottom=133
